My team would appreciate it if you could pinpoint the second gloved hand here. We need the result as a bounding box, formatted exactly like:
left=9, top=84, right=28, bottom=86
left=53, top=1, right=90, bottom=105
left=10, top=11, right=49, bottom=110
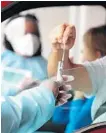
left=41, top=77, right=72, bottom=106
left=56, top=81, right=72, bottom=106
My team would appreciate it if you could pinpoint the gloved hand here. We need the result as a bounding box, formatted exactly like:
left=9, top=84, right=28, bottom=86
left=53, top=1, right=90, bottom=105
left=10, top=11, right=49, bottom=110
left=50, top=23, right=76, bottom=51
left=39, top=79, right=59, bottom=98
left=40, top=77, right=72, bottom=106
left=56, top=84, right=72, bottom=106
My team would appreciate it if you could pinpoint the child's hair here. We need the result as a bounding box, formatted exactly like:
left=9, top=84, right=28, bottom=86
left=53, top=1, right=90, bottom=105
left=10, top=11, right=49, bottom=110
left=83, top=25, right=106, bottom=57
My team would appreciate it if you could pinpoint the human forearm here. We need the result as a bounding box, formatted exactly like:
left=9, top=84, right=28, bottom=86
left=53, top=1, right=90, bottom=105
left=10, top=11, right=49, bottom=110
left=62, top=66, right=92, bottom=94
left=49, top=24, right=93, bottom=95
left=1, top=83, right=56, bottom=133
left=47, top=49, right=63, bottom=77
left=47, top=48, right=77, bottom=77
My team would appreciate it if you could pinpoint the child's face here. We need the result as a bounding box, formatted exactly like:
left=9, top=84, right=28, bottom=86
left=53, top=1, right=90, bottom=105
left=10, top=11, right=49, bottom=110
left=81, top=42, right=99, bottom=62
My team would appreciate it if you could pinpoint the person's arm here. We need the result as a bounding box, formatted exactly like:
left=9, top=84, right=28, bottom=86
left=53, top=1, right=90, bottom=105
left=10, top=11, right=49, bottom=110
left=48, top=24, right=106, bottom=96
left=1, top=80, right=56, bottom=133
left=48, top=49, right=106, bottom=96
left=47, top=48, right=79, bottom=78
left=48, top=24, right=76, bottom=77
left=48, top=49, right=63, bottom=77
left=48, top=24, right=93, bottom=95
left=48, top=48, right=91, bottom=94
left=63, top=56, right=106, bottom=95
left=62, top=66, right=92, bottom=94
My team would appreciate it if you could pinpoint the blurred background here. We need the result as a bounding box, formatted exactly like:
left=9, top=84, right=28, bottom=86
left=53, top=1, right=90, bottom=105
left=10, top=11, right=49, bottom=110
left=1, top=6, right=106, bottom=63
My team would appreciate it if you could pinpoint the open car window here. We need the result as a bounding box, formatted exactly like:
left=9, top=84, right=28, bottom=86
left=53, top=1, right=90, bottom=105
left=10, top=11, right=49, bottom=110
left=1, top=2, right=106, bottom=133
